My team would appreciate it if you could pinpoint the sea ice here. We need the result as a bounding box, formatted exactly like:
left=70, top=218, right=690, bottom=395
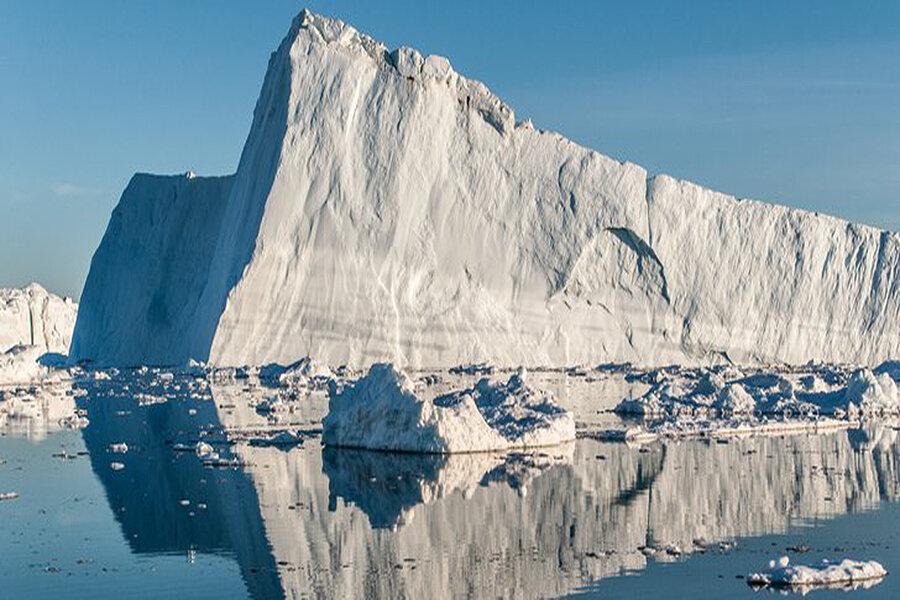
left=323, top=364, right=575, bottom=453
left=748, top=555, right=887, bottom=588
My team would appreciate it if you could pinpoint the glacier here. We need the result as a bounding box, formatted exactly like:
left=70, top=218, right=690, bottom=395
left=71, top=9, right=900, bottom=368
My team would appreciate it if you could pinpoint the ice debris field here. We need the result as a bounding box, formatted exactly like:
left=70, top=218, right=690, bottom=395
left=4, top=305, right=900, bottom=454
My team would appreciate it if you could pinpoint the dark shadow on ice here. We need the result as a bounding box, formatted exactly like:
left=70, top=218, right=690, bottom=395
left=70, top=18, right=296, bottom=365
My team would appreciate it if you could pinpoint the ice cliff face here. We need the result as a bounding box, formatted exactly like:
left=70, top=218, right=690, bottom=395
left=71, top=173, right=232, bottom=365
left=71, top=9, right=900, bottom=367
left=0, top=283, right=77, bottom=354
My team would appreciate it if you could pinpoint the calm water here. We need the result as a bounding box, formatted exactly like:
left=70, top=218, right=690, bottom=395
left=2, top=374, right=900, bottom=599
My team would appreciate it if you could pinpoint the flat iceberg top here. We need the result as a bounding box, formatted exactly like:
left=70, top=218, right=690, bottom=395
left=322, top=364, right=575, bottom=453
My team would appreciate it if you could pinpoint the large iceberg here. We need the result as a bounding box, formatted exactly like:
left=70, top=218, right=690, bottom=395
left=71, top=9, right=900, bottom=368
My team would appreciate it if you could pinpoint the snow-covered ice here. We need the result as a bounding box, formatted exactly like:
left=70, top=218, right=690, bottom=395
left=322, top=364, right=575, bottom=453
left=748, top=555, right=887, bottom=588
left=69, top=9, right=900, bottom=369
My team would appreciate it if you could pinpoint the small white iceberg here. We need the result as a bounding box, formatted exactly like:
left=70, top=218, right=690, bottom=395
left=323, top=363, right=575, bottom=453
left=748, top=555, right=887, bottom=589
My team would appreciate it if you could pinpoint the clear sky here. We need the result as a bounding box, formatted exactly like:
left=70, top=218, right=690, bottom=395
left=2, top=1, right=899, bottom=299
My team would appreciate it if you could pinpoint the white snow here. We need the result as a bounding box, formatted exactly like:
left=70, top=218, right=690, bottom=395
left=748, top=556, right=887, bottom=587
left=322, top=364, right=575, bottom=453
left=0, top=284, right=77, bottom=354
left=68, top=9, right=900, bottom=369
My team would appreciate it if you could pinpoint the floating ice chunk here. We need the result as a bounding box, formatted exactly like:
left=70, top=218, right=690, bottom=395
left=748, top=555, right=887, bottom=588
left=108, top=443, right=129, bottom=454
left=248, top=430, right=305, bottom=448
left=844, top=369, right=900, bottom=416
left=259, top=357, right=333, bottom=387
left=195, top=441, right=219, bottom=461
left=323, top=364, right=575, bottom=453
left=714, top=384, right=756, bottom=414
left=110, top=462, right=125, bottom=471
left=449, top=363, right=494, bottom=376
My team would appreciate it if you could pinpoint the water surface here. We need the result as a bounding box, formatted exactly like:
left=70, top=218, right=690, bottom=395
left=2, top=373, right=899, bottom=599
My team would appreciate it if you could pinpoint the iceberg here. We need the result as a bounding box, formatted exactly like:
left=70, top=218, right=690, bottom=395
left=322, top=364, right=575, bottom=453
left=71, top=9, right=900, bottom=368
left=0, top=284, right=77, bottom=354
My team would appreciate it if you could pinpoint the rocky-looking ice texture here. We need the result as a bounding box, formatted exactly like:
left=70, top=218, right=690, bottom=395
left=0, top=284, right=77, bottom=354
left=615, top=363, right=900, bottom=419
left=322, top=364, right=575, bottom=453
left=71, top=9, right=900, bottom=368
left=609, top=363, right=900, bottom=442
left=748, top=556, right=887, bottom=589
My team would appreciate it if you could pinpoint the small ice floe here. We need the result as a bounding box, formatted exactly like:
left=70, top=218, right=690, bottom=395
left=136, top=393, right=167, bottom=407
left=195, top=441, right=219, bottom=462
left=110, top=462, right=125, bottom=471
left=323, top=363, right=575, bottom=453
left=248, top=430, right=305, bottom=448
left=843, top=369, right=900, bottom=417
left=259, top=357, right=333, bottom=388
left=0, top=492, right=19, bottom=501
left=748, top=556, right=887, bottom=589
left=449, top=363, right=494, bottom=376
left=108, top=443, right=129, bottom=454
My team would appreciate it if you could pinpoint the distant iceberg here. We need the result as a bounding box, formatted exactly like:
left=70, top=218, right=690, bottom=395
left=0, top=283, right=76, bottom=355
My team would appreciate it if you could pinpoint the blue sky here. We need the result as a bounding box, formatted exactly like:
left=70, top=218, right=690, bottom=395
left=2, top=1, right=899, bottom=298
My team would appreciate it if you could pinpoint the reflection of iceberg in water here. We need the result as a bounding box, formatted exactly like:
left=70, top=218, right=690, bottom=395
left=76, top=375, right=900, bottom=600
left=74, top=378, right=285, bottom=600
left=0, top=379, right=86, bottom=440
left=322, top=445, right=574, bottom=529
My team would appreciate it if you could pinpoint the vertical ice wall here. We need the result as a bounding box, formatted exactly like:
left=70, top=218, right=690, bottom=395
left=71, top=10, right=900, bottom=367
